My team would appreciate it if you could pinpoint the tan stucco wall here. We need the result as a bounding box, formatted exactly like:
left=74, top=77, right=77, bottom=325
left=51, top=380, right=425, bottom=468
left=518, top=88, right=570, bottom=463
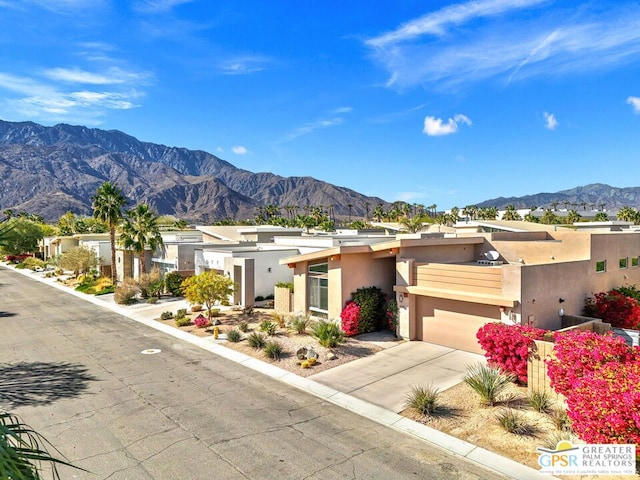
left=400, top=243, right=476, bottom=263
left=489, top=230, right=591, bottom=264
left=337, top=253, right=395, bottom=317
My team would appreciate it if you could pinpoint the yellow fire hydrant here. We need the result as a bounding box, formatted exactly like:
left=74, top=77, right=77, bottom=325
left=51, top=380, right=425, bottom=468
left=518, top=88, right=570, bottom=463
left=213, top=326, right=219, bottom=339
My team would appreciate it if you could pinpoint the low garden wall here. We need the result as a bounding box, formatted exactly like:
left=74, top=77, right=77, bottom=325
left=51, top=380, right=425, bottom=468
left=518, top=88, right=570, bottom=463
left=527, top=319, right=611, bottom=397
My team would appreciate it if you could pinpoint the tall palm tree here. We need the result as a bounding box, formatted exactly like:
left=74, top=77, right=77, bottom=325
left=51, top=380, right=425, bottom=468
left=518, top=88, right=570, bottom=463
left=92, top=182, right=126, bottom=284
left=119, top=204, right=163, bottom=276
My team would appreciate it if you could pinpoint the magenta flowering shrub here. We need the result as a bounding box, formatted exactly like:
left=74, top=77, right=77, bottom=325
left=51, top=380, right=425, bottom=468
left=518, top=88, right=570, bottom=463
left=546, top=330, right=638, bottom=397
left=566, top=360, right=640, bottom=445
left=584, top=290, right=640, bottom=329
left=193, top=314, right=211, bottom=328
left=476, top=322, right=547, bottom=384
left=340, top=302, right=360, bottom=336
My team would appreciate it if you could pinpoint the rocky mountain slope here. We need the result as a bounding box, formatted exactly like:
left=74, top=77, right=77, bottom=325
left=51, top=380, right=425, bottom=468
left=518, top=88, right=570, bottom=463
left=0, top=120, right=388, bottom=222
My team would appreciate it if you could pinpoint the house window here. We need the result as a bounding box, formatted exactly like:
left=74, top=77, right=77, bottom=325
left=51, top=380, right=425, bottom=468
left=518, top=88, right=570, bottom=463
left=632, top=256, right=639, bottom=267
left=620, top=257, right=628, bottom=269
left=596, top=260, right=606, bottom=273
left=308, top=262, right=328, bottom=318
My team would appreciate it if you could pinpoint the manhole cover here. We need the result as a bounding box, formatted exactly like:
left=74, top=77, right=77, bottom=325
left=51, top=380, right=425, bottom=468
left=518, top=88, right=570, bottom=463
left=140, top=349, right=162, bottom=355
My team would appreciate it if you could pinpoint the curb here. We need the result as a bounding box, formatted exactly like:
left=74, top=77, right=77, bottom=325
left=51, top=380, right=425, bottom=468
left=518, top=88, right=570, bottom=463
left=3, top=265, right=552, bottom=480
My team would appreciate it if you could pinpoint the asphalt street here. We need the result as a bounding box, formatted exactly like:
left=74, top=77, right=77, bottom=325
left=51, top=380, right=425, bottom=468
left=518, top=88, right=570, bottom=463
left=0, top=266, right=506, bottom=480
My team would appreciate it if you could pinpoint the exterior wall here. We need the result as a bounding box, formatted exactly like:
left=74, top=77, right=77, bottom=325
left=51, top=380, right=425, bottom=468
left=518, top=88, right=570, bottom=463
left=54, top=237, right=78, bottom=257
left=235, top=250, right=295, bottom=298
left=292, top=261, right=307, bottom=314
left=489, top=231, right=591, bottom=264
left=401, top=243, right=476, bottom=263
left=81, top=241, right=111, bottom=266
left=115, top=250, right=134, bottom=282
left=274, top=286, right=294, bottom=313
left=224, top=256, right=255, bottom=306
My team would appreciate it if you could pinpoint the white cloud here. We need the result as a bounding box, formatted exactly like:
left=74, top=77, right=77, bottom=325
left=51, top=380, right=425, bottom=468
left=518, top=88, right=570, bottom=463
left=394, top=191, right=427, bottom=202
left=44, top=67, right=150, bottom=85
left=134, top=0, right=192, bottom=14
left=333, top=106, right=353, bottom=114
left=220, top=56, right=269, bottom=75
left=543, top=111, right=558, bottom=130
left=627, top=96, right=640, bottom=113
left=232, top=146, right=248, bottom=155
left=216, top=146, right=224, bottom=153
left=279, top=117, right=345, bottom=143
left=365, top=1, right=640, bottom=89
left=423, top=114, right=471, bottom=136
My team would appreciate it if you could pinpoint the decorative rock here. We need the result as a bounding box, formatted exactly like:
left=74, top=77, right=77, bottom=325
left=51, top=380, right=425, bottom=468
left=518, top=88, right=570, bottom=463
left=326, top=352, right=337, bottom=361
left=305, top=347, right=318, bottom=360
left=213, top=318, right=221, bottom=325
left=296, top=347, right=308, bottom=360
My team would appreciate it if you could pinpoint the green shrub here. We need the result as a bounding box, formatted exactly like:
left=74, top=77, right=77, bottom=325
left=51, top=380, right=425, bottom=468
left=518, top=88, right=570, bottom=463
left=139, top=267, right=162, bottom=298
left=176, top=308, right=187, bottom=318
left=463, top=363, right=515, bottom=406
left=528, top=390, right=552, bottom=413
left=404, top=384, right=440, bottom=416
left=264, top=340, right=283, bottom=359
left=14, top=263, right=27, bottom=269
left=496, top=409, right=533, bottom=435
left=175, top=316, right=192, bottom=327
left=21, top=257, right=45, bottom=270
left=265, top=294, right=274, bottom=300
left=208, top=308, right=220, bottom=318
left=311, top=320, right=346, bottom=348
left=275, top=281, right=294, bottom=292
left=226, top=329, right=242, bottom=343
left=147, top=297, right=158, bottom=304
left=114, top=278, right=139, bottom=305
left=289, top=314, right=309, bottom=334
left=160, top=311, right=174, bottom=320
left=247, top=332, right=266, bottom=349
left=351, top=286, right=386, bottom=333
left=95, top=285, right=115, bottom=295
left=238, top=320, right=249, bottom=332
left=271, top=312, right=285, bottom=328
left=165, top=271, right=185, bottom=296
left=255, top=295, right=265, bottom=302
left=259, top=320, right=278, bottom=336
left=191, top=304, right=203, bottom=312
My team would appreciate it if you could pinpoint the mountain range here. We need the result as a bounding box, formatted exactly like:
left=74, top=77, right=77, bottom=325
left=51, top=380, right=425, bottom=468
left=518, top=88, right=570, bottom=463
left=0, top=119, right=638, bottom=222
left=0, top=120, right=388, bottom=222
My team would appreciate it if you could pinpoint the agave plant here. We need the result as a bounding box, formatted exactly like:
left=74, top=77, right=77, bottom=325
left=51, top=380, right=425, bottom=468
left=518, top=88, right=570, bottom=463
left=0, top=411, right=82, bottom=479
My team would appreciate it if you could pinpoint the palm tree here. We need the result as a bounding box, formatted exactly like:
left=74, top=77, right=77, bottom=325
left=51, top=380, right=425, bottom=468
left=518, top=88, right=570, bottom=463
left=119, top=204, right=163, bottom=276
left=501, top=205, right=522, bottom=221
left=372, top=204, right=385, bottom=222
left=399, top=215, right=426, bottom=233
left=92, top=182, right=126, bottom=284
left=346, top=203, right=353, bottom=223
left=566, top=209, right=582, bottom=224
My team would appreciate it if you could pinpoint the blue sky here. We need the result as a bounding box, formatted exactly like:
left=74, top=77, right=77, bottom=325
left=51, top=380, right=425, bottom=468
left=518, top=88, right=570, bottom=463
left=2, top=0, right=640, bottom=209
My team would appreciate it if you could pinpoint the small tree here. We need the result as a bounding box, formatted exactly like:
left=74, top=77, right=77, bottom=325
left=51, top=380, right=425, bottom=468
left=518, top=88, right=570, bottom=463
left=58, top=246, right=98, bottom=276
left=181, top=271, right=235, bottom=322
left=0, top=219, right=43, bottom=256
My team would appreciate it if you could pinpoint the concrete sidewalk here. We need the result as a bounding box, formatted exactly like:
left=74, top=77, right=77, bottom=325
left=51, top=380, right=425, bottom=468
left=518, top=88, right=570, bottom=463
left=4, top=265, right=550, bottom=480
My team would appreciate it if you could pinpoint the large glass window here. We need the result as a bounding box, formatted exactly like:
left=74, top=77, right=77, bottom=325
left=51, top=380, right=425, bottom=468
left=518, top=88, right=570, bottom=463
left=308, top=262, right=328, bottom=318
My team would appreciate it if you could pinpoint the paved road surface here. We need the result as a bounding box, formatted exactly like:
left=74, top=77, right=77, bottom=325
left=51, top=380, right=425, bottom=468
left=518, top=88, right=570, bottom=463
left=0, top=267, right=506, bottom=480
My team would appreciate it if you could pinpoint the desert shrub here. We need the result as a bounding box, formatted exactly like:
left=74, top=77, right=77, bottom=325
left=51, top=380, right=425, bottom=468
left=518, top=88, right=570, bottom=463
left=21, top=257, right=45, bottom=270
left=193, top=314, right=211, bottom=328
left=549, top=407, right=572, bottom=431
left=255, top=295, right=265, bottom=302
left=247, top=332, right=266, bottom=349
left=546, top=330, right=637, bottom=396
left=496, top=409, right=533, bottom=435
left=351, top=286, right=386, bottom=333
left=208, top=308, right=220, bottom=318
left=288, top=314, right=309, bottom=334
left=265, top=294, right=274, bottom=300
left=476, top=323, right=547, bottom=384
left=583, top=290, right=640, bottom=329
left=527, top=390, right=551, bottom=413
left=311, top=320, right=346, bottom=348
left=165, top=271, right=185, bottom=296
left=114, top=278, right=139, bottom=305
left=191, top=304, right=203, bottom=312
left=404, top=384, right=439, bottom=416
left=176, top=308, right=187, bottom=318
left=271, top=312, right=285, bottom=328
left=139, top=267, right=162, bottom=298
left=263, top=340, right=283, bottom=359
left=463, top=363, right=516, bottom=406
left=160, top=311, right=174, bottom=320
left=275, top=281, right=293, bottom=291
left=238, top=320, right=249, bottom=332
left=147, top=297, right=158, bottom=304
left=175, top=316, right=192, bottom=327
left=340, top=301, right=360, bottom=336
left=226, top=329, right=242, bottom=342
left=259, top=320, right=278, bottom=336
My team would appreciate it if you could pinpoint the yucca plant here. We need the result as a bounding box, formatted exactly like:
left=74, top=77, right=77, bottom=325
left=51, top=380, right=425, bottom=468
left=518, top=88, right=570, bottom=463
left=238, top=321, right=249, bottom=332
left=288, top=315, right=309, bottom=335
left=247, top=332, right=266, bottom=349
left=310, top=320, right=345, bottom=348
left=0, top=411, right=82, bottom=479
left=263, top=340, right=284, bottom=359
left=404, top=384, right=440, bottom=416
left=496, top=408, right=533, bottom=435
left=528, top=390, right=552, bottom=413
left=463, top=363, right=515, bottom=406
left=259, top=320, right=278, bottom=336
left=549, top=407, right=572, bottom=431
left=226, top=329, right=242, bottom=343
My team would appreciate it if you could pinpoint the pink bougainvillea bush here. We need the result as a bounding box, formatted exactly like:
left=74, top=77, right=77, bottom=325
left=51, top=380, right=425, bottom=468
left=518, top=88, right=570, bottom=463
left=566, top=360, right=640, bottom=445
left=546, top=330, right=638, bottom=397
left=476, top=322, right=547, bottom=384
left=193, top=314, right=211, bottom=328
left=584, top=290, right=640, bottom=329
left=340, top=302, right=360, bottom=336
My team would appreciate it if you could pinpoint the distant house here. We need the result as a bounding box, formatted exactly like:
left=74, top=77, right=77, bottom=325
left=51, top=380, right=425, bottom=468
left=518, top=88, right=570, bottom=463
left=281, top=223, right=640, bottom=354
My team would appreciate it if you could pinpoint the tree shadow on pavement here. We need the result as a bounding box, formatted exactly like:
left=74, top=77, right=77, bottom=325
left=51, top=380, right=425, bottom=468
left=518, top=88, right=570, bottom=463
left=0, top=311, right=17, bottom=317
left=0, top=362, right=97, bottom=409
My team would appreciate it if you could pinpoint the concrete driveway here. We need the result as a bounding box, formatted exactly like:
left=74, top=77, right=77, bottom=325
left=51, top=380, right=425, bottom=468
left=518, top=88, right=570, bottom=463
left=310, top=340, right=486, bottom=413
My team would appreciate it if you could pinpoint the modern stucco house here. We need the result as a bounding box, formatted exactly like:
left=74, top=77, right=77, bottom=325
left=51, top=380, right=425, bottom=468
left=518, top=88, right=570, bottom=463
left=280, top=221, right=640, bottom=354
